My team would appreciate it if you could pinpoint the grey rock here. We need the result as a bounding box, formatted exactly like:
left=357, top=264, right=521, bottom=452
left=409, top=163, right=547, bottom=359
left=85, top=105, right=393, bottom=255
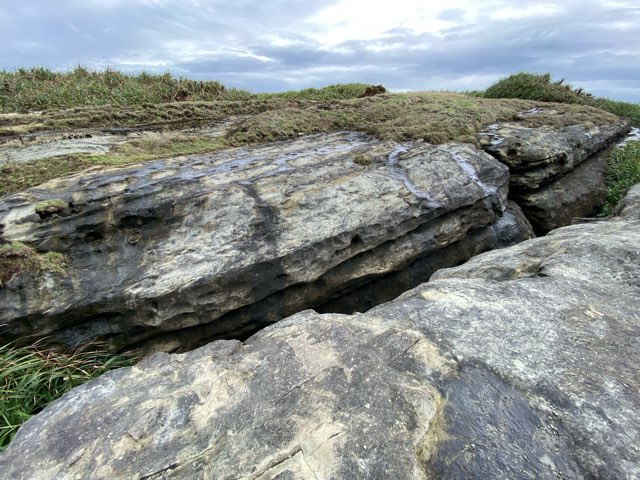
left=318, top=201, right=534, bottom=314
left=0, top=315, right=454, bottom=480
left=477, top=117, right=628, bottom=192
left=0, top=133, right=509, bottom=353
left=512, top=147, right=611, bottom=234
left=2, top=186, right=638, bottom=480
left=619, top=183, right=640, bottom=220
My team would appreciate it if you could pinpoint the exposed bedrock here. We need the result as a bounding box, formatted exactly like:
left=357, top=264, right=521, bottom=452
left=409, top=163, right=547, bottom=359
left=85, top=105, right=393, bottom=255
left=0, top=132, right=518, bottom=353
left=512, top=149, right=610, bottom=235
left=2, top=188, right=638, bottom=479
left=477, top=109, right=630, bottom=233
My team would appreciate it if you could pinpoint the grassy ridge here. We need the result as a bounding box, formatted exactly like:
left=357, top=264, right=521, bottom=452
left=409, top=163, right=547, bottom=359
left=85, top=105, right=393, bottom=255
left=480, top=72, right=640, bottom=126
left=0, top=94, right=616, bottom=197
left=0, top=67, right=371, bottom=113
left=0, top=66, right=243, bottom=111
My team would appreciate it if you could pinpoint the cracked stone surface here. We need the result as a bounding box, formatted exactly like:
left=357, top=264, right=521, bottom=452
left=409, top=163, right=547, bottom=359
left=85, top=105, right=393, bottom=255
left=0, top=131, right=516, bottom=353
left=1, top=185, right=638, bottom=479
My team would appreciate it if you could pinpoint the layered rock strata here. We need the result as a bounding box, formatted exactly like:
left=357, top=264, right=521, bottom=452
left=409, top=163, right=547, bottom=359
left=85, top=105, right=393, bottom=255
left=1, top=186, right=638, bottom=479
left=478, top=109, right=630, bottom=233
left=0, top=132, right=516, bottom=352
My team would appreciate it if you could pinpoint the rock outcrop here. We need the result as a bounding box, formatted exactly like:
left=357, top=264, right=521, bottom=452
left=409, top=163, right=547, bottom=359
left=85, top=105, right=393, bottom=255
left=0, top=132, right=519, bottom=353
left=1, top=186, right=638, bottom=480
left=478, top=108, right=630, bottom=233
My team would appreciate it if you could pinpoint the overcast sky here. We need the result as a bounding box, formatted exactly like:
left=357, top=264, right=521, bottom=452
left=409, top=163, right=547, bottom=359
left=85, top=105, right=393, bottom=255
left=1, top=0, right=638, bottom=101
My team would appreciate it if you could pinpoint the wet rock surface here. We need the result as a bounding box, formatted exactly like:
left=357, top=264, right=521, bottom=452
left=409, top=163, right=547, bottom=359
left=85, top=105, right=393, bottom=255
left=2, top=187, right=638, bottom=480
left=0, top=132, right=512, bottom=352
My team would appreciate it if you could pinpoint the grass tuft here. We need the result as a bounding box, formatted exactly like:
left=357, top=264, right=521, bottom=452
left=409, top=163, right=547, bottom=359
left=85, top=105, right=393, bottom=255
left=0, top=242, right=67, bottom=286
left=0, top=342, right=133, bottom=450
left=601, top=141, right=640, bottom=216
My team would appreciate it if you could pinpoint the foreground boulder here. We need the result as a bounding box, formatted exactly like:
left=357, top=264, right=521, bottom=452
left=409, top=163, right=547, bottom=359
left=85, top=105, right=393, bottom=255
left=1, top=186, right=638, bottom=479
left=0, top=132, right=516, bottom=352
left=478, top=108, right=629, bottom=233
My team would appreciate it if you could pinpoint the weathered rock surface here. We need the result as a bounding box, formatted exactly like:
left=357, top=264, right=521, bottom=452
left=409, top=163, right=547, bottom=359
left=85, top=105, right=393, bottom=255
left=0, top=123, right=233, bottom=164
left=478, top=109, right=629, bottom=233
left=512, top=148, right=610, bottom=234
left=477, top=112, right=628, bottom=192
left=317, top=201, right=534, bottom=314
left=619, top=183, right=640, bottom=219
left=0, top=132, right=513, bottom=352
left=2, top=186, right=638, bottom=480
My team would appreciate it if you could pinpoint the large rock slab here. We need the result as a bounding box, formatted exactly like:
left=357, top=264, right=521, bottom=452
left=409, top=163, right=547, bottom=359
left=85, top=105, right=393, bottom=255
left=477, top=109, right=629, bottom=233
left=512, top=148, right=610, bottom=234
left=0, top=132, right=511, bottom=352
left=2, top=187, right=638, bottom=479
left=477, top=111, right=628, bottom=192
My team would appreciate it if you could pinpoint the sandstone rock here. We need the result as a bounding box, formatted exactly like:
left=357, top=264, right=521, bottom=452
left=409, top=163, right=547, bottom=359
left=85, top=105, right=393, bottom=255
left=0, top=133, right=509, bottom=353
left=512, top=148, right=610, bottom=234
left=618, top=183, right=640, bottom=220
left=2, top=186, right=638, bottom=479
left=477, top=114, right=628, bottom=192
left=477, top=110, right=629, bottom=233
left=317, top=201, right=534, bottom=314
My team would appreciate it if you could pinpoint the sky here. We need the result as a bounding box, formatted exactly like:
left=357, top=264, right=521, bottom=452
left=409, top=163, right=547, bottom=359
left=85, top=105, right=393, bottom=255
left=1, top=0, right=639, bottom=102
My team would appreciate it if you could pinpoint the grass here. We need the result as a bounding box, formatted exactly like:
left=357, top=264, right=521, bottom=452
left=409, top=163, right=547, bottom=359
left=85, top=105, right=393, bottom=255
left=0, top=67, right=371, bottom=114
left=0, top=242, right=66, bottom=287
left=480, top=72, right=640, bottom=126
left=0, top=66, right=245, bottom=112
left=0, top=342, right=133, bottom=451
left=601, top=141, right=640, bottom=216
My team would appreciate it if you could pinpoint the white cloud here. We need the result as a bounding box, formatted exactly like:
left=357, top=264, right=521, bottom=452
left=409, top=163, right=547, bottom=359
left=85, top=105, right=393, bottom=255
left=491, top=3, right=563, bottom=21
left=0, top=0, right=638, bottom=101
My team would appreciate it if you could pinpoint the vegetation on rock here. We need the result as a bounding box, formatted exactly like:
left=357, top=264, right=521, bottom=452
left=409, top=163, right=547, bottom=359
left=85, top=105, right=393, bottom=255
left=0, top=342, right=133, bottom=451
left=0, top=242, right=67, bottom=287
left=34, top=198, right=67, bottom=217
left=601, top=141, right=640, bottom=216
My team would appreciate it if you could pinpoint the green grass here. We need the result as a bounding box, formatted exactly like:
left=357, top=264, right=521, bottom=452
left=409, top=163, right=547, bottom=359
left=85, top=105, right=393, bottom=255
left=601, top=141, right=640, bottom=216
left=0, top=242, right=66, bottom=287
left=0, top=66, right=247, bottom=112
left=480, top=72, right=640, bottom=126
left=0, top=342, right=133, bottom=451
left=0, top=67, right=371, bottom=114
